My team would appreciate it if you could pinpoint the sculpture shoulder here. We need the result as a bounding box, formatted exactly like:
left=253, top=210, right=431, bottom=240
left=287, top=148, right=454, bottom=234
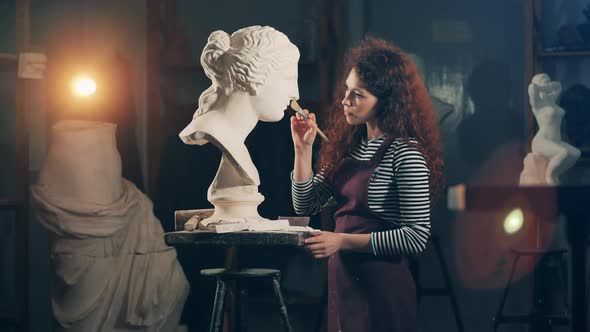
left=179, top=112, right=220, bottom=146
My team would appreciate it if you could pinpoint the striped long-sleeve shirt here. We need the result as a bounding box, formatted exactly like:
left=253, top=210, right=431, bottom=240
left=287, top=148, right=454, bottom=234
left=291, top=137, right=431, bottom=256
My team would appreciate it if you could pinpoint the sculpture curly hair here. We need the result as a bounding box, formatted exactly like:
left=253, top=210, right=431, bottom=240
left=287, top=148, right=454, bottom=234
left=319, top=37, right=444, bottom=198
left=197, top=26, right=299, bottom=116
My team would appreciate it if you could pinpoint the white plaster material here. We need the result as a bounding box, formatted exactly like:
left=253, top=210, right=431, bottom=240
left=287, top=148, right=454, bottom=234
left=178, top=210, right=315, bottom=233
left=32, top=120, right=188, bottom=331
left=520, top=74, right=581, bottom=185
left=179, top=26, right=299, bottom=231
left=519, top=153, right=550, bottom=185
left=184, top=216, right=199, bottom=231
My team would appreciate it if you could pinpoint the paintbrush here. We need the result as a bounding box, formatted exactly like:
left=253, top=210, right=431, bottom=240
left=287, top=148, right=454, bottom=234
left=289, top=100, right=329, bottom=142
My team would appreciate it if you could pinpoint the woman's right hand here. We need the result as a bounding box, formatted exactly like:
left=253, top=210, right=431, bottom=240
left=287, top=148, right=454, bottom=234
left=290, top=109, right=318, bottom=151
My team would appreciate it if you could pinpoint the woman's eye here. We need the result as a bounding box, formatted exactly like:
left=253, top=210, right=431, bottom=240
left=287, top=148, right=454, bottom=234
left=354, top=92, right=363, bottom=98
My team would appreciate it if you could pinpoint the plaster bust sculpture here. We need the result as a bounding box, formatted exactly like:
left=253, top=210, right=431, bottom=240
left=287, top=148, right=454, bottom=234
left=179, top=25, right=300, bottom=230
left=520, top=73, right=581, bottom=185
left=32, top=120, right=188, bottom=331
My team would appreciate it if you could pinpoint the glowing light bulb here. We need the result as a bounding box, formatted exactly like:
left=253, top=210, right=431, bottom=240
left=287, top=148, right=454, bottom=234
left=503, top=208, right=524, bottom=235
left=72, top=75, right=96, bottom=97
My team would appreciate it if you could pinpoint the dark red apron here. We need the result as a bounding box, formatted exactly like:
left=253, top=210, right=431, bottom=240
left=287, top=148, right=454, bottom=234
left=327, top=137, right=417, bottom=332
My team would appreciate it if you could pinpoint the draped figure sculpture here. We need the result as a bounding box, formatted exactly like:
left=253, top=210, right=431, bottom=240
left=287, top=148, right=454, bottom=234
left=520, top=73, right=581, bottom=185
left=179, top=26, right=300, bottom=231
left=32, top=120, right=189, bottom=332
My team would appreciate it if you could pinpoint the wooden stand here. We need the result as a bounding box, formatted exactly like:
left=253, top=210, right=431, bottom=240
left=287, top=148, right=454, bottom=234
left=449, top=184, right=590, bottom=332
left=165, top=209, right=310, bottom=332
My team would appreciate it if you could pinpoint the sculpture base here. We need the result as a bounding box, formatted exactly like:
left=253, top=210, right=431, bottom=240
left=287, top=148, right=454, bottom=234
left=205, top=192, right=266, bottom=222
left=199, top=193, right=289, bottom=233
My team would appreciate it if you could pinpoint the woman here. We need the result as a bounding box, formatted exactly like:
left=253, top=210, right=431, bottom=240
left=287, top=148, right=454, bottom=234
left=291, top=37, right=443, bottom=332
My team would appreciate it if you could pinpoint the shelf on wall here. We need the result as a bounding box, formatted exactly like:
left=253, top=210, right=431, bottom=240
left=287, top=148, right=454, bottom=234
left=0, top=200, right=21, bottom=211
left=538, top=50, right=590, bottom=58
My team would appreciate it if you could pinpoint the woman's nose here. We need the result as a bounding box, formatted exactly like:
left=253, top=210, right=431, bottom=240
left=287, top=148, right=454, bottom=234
left=341, top=94, right=351, bottom=106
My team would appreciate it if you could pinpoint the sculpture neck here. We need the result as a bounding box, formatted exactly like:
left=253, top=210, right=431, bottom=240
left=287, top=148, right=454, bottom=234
left=208, top=153, right=260, bottom=197
left=221, top=92, right=259, bottom=141
left=38, top=120, right=123, bottom=205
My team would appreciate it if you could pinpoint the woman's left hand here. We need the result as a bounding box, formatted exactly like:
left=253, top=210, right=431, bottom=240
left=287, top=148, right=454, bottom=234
left=304, top=231, right=344, bottom=259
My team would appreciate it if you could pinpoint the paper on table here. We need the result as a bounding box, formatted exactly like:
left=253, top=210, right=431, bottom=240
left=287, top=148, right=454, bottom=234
left=184, top=217, right=317, bottom=233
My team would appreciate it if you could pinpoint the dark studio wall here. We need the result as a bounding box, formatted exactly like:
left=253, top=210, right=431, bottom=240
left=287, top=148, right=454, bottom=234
left=0, top=2, right=18, bottom=323
left=1, top=0, right=588, bottom=331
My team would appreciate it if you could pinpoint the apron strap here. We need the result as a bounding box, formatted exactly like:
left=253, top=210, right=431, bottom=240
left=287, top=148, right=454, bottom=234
left=369, top=137, right=396, bottom=164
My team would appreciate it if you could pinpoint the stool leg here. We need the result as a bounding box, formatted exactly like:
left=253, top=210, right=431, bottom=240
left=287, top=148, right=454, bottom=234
left=493, top=254, right=521, bottom=332
left=433, top=237, right=464, bottom=332
left=408, top=256, right=422, bottom=302
left=313, top=282, right=328, bottom=332
left=272, top=276, right=293, bottom=332
left=557, top=254, right=569, bottom=315
left=236, top=282, right=248, bottom=332
left=210, top=279, right=227, bottom=332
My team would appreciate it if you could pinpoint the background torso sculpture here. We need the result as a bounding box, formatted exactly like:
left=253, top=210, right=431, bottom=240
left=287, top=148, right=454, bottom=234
left=31, top=120, right=188, bottom=332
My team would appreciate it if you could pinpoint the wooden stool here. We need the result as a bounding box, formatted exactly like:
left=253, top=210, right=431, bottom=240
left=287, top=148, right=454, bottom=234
left=410, top=235, right=464, bottom=332
left=201, top=268, right=292, bottom=332
left=493, top=249, right=569, bottom=331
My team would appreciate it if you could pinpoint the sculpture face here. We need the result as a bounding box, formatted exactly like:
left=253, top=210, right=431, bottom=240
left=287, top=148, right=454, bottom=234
left=251, top=62, right=299, bottom=122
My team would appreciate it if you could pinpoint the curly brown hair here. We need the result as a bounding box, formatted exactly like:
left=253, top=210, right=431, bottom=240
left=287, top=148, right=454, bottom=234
left=319, top=37, right=444, bottom=198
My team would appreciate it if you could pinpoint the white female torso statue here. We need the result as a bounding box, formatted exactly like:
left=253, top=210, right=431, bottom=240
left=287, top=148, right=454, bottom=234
left=32, top=120, right=188, bottom=332
left=520, top=74, right=581, bottom=185
left=179, top=26, right=300, bottom=230
left=39, top=121, right=123, bottom=205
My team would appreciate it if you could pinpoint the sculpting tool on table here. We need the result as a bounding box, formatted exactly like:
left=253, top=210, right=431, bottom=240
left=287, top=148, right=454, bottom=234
left=290, top=100, right=330, bottom=142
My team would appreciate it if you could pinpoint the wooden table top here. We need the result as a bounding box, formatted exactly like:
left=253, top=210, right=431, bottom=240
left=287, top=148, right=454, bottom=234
left=164, top=230, right=309, bottom=247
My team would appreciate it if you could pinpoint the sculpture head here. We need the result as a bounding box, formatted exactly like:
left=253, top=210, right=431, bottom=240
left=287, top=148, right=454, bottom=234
left=529, top=73, right=562, bottom=107
left=197, top=25, right=300, bottom=122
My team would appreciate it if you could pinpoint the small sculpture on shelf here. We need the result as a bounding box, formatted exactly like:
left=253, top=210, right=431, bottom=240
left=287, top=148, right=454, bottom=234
left=179, top=26, right=300, bottom=232
left=520, top=73, right=581, bottom=185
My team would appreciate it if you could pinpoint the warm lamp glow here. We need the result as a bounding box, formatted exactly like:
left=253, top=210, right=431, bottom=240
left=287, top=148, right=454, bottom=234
left=72, top=75, right=96, bottom=97
left=503, top=208, right=524, bottom=235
